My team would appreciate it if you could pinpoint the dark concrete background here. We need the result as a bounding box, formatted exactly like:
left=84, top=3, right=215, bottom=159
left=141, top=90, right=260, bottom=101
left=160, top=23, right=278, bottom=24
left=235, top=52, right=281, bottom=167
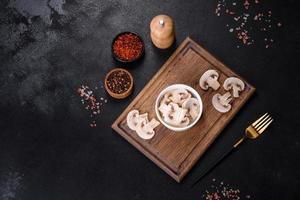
left=0, top=0, right=299, bottom=199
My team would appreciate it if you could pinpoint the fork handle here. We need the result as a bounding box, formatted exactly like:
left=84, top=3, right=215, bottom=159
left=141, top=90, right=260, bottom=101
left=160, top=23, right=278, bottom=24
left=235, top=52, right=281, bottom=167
left=191, top=137, right=247, bottom=188
left=233, top=137, right=246, bottom=148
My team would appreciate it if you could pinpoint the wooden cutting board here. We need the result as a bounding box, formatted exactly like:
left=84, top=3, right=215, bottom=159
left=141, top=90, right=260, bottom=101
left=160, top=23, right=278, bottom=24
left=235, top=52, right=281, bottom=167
left=112, top=37, right=255, bottom=182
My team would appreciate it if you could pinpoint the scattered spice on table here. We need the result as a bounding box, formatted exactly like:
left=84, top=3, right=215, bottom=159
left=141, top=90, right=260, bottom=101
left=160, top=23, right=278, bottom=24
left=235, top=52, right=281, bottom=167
left=77, top=84, right=107, bottom=128
left=106, top=70, right=131, bottom=94
left=113, top=33, right=143, bottom=61
left=215, top=0, right=282, bottom=48
left=202, top=179, right=251, bottom=200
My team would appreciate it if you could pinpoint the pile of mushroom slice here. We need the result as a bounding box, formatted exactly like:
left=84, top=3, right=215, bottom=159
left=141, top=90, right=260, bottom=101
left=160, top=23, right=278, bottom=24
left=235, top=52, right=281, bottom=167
left=126, top=110, right=160, bottom=140
left=158, top=88, right=200, bottom=128
left=199, top=69, right=245, bottom=113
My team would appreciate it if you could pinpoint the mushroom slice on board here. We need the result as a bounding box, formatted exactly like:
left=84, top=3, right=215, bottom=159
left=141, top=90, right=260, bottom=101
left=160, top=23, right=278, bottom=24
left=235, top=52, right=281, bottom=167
left=199, top=70, right=220, bottom=90
left=223, top=77, right=245, bottom=98
left=182, top=97, right=200, bottom=120
left=212, top=92, right=233, bottom=113
left=136, top=118, right=160, bottom=140
left=126, top=110, right=148, bottom=131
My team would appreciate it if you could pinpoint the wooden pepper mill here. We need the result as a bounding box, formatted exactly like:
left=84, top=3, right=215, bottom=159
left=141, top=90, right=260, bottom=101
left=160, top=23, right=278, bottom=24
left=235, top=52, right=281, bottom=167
left=150, top=15, right=175, bottom=49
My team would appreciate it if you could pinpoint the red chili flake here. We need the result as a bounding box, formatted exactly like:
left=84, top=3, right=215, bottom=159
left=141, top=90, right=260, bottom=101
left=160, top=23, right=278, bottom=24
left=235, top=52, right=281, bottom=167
left=113, top=33, right=143, bottom=61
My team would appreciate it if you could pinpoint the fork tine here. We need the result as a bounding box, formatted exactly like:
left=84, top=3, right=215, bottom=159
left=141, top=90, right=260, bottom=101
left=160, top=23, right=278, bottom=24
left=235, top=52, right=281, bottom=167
left=257, top=117, right=272, bottom=131
left=252, top=113, right=268, bottom=127
left=253, top=114, right=270, bottom=129
left=258, top=119, right=273, bottom=134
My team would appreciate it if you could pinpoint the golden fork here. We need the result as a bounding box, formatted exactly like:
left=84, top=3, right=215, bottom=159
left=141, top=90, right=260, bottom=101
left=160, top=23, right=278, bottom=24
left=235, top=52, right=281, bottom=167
left=191, top=113, right=274, bottom=187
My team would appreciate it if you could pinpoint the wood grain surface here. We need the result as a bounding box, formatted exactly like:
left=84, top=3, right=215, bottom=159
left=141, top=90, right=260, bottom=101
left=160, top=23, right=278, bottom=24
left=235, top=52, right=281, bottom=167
left=112, top=37, right=255, bottom=182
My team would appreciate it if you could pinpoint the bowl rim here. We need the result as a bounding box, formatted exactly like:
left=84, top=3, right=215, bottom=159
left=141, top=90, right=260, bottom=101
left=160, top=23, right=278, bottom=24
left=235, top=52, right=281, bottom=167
left=111, top=31, right=145, bottom=63
left=155, top=84, right=203, bottom=132
left=104, top=68, right=134, bottom=99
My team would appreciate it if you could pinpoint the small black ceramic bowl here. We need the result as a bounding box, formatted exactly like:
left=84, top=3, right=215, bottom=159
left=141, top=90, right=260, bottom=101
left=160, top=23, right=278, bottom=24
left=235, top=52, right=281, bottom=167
left=111, top=32, right=145, bottom=63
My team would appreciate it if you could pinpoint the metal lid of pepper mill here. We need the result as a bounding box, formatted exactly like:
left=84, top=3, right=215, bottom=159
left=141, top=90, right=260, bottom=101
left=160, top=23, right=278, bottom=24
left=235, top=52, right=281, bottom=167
left=150, top=14, right=175, bottom=49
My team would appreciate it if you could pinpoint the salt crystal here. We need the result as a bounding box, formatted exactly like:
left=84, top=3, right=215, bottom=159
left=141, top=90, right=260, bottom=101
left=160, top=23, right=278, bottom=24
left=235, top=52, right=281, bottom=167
left=77, top=85, right=108, bottom=128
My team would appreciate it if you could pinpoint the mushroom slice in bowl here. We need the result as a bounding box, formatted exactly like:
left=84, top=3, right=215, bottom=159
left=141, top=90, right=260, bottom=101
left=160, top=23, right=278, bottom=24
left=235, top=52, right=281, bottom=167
left=212, top=92, right=233, bottom=113
left=161, top=91, right=172, bottom=105
left=199, top=70, right=220, bottom=91
left=158, top=94, right=173, bottom=117
left=171, top=107, right=188, bottom=124
left=158, top=103, right=171, bottom=117
left=223, top=77, right=245, bottom=98
left=164, top=114, right=190, bottom=127
left=163, top=103, right=190, bottom=127
left=182, top=97, right=200, bottom=120
left=169, top=89, right=191, bottom=106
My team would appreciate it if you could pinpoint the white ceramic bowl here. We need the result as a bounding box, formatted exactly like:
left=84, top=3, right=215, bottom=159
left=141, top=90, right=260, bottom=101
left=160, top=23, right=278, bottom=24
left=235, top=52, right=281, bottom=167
left=155, top=84, right=203, bottom=132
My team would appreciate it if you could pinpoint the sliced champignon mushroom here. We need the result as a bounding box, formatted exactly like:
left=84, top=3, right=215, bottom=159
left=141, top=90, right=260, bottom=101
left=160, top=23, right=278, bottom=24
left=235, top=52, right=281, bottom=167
left=158, top=88, right=199, bottom=128
left=139, top=113, right=148, bottom=120
left=177, top=116, right=190, bottom=127
left=164, top=114, right=190, bottom=127
left=158, top=102, right=171, bottom=117
left=169, top=89, right=191, bottom=106
left=175, top=117, right=190, bottom=127
left=212, top=92, right=233, bottom=113
left=171, top=107, right=188, bottom=123
left=223, top=77, right=245, bottom=98
left=127, top=110, right=148, bottom=131
left=136, top=118, right=160, bottom=140
left=163, top=104, right=189, bottom=127
left=182, top=97, right=200, bottom=120
left=199, top=70, right=220, bottom=91
left=161, top=92, right=172, bottom=104
left=127, top=110, right=160, bottom=140
left=127, top=110, right=142, bottom=130
left=158, top=92, right=175, bottom=117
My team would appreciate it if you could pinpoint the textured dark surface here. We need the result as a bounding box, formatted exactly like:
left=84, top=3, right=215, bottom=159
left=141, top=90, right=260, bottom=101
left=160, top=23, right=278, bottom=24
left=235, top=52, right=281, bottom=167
left=0, top=0, right=299, bottom=199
